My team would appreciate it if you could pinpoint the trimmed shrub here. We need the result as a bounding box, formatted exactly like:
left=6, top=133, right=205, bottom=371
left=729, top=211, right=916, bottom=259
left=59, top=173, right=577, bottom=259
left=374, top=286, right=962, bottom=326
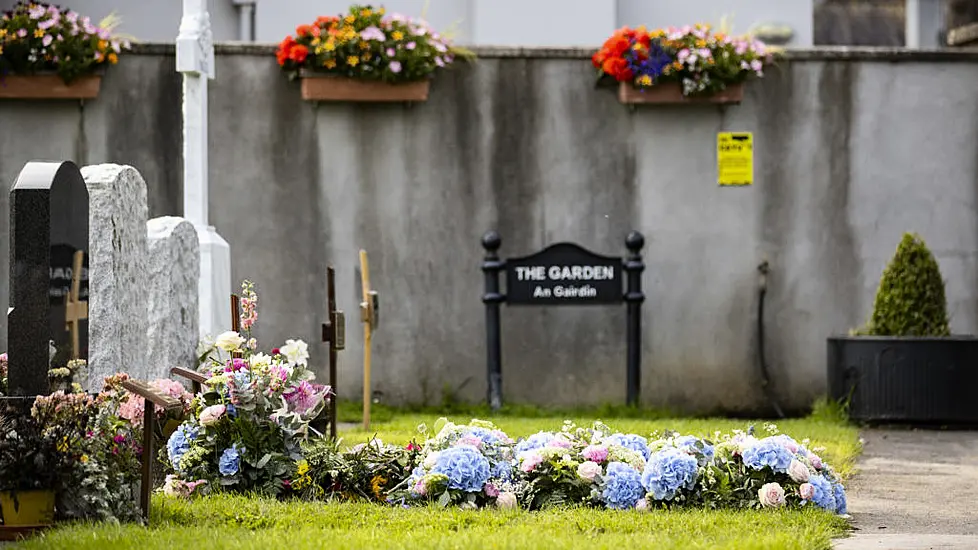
left=860, top=232, right=950, bottom=336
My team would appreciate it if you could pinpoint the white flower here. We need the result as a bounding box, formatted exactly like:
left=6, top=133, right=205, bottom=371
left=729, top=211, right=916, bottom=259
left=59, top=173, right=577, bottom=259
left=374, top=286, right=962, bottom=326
left=280, top=339, right=309, bottom=367
left=635, top=498, right=649, bottom=511
left=496, top=492, right=517, bottom=509
left=250, top=353, right=272, bottom=371
left=215, top=331, right=245, bottom=352
left=576, top=461, right=602, bottom=481
left=787, top=459, right=810, bottom=483
left=423, top=451, right=441, bottom=469
left=758, top=482, right=786, bottom=508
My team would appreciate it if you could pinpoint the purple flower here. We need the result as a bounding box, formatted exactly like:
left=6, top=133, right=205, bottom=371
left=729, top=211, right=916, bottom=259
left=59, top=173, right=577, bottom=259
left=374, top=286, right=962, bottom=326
left=41, top=34, right=53, bottom=47
left=435, top=57, right=445, bottom=67
left=360, top=26, right=385, bottom=41
left=386, top=47, right=395, bottom=57
left=389, top=61, right=402, bottom=74
left=29, top=4, right=46, bottom=19
left=38, top=18, right=57, bottom=30
left=432, top=41, right=447, bottom=53
left=16, top=28, right=27, bottom=38
left=406, top=41, right=416, bottom=50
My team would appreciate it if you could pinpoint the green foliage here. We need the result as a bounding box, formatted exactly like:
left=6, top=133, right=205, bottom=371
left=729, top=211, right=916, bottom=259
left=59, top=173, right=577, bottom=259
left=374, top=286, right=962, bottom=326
left=859, top=232, right=950, bottom=337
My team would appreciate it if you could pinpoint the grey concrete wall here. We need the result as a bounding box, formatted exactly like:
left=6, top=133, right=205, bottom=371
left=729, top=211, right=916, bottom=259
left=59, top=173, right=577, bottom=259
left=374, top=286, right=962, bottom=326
left=3, top=45, right=978, bottom=414
left=0, top=0, right=814, bottom=46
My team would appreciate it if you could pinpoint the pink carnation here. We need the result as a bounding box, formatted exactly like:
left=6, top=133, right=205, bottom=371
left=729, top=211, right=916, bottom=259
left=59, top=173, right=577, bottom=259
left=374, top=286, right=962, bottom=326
left=582, top=445, right=608, bottom=463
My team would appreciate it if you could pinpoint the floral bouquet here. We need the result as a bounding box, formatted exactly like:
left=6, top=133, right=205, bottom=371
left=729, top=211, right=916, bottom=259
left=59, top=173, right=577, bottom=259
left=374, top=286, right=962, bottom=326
left=166, top=282, right=331, bottom=496
left=592, top=23, right=775, bottom=97
left=297, top=437, right=422, bottom=502
left=0, top=1, right=131, bottom=83
left=275, top=4, right=471, bottom=83
left=394, top=418, right=515, bottom=508
left=513, top=422, right=652, bottom=510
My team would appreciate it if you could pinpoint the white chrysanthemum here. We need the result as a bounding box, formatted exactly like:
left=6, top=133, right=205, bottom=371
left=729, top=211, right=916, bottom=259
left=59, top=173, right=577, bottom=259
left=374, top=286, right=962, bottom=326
left=280, top=339, right=309, bottom=367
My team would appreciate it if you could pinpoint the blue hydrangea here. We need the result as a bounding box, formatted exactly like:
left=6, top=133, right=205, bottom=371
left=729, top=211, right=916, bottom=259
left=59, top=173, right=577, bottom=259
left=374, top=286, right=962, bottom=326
left=601, top=462, right=646, bottom=509
left=514, top=431, right=555, bottom=454
left=604, top=433, right=651, bottom=460
left=431, top=445, right=491, bottom=492
left=833, top=482, right=847, bottom=515
left=673, top=435, right=715, bottom=461
left=742, top=438, right=794, bottom=473
left=463, top=427, right=502, bottom=447
left=219, top=445, right=241, bottom=476
left=806, top=474, right=837, bottom=511
left=492, top=460, right=513, bottom=481
left=166, top=424, right=198, bottom=472
left=226, top=403, right=238, bottom=418
left=642, top=447, right=699, bottom=500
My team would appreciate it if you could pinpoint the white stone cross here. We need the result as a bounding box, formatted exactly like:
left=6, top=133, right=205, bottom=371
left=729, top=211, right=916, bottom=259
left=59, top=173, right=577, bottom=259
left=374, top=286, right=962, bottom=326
left=177, top=0, right=231, bottom=339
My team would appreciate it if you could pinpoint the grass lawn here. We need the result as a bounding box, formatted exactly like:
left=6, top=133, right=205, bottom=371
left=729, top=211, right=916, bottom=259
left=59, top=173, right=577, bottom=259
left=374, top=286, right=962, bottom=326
left=12, top=403, right=860, bottom=550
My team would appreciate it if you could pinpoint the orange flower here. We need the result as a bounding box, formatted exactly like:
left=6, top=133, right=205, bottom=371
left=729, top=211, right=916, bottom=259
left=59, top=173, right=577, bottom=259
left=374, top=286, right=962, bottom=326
left=296, top=24, right=315, bottom=37
left=289, top=44, right=309, bottom=63
left=276, top=36, right=296, bottom=66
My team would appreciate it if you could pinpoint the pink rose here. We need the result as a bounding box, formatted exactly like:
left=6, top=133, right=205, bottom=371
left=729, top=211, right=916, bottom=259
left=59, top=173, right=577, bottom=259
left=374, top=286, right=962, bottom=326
left=798, top=483, right=814, bottom=500
left=520, top=452, right=543, bottom=473
left=484, top=483, right=499, bottom=497
left=758, top=482, right=786, bottom=508
left=810, top=455, right=823, bottom=470
left=199, top=404, right=226, bottom=426
left=787, top=460, right=810, bottom=483
left=576, top=461, right=602, bottom=481
left=581, top=445, right=608, bottom=463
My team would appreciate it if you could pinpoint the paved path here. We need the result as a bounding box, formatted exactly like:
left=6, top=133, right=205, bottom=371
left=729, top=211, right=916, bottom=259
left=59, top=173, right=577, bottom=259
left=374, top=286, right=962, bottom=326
left=834, top=429, right=978, bottom=550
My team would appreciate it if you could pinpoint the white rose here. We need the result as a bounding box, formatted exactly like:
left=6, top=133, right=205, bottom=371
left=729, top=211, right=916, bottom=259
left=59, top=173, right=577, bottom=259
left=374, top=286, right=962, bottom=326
left=576, top=461, right=602, bottom=481
left=787, top=459, right=810, bottom=483
left=280, top=339, right=310, bottom=367
left=496, top=492, right=517, bottom=509
left=215, top=331, right=245, bottom=353
left=758, top=482, right=786, bottom=508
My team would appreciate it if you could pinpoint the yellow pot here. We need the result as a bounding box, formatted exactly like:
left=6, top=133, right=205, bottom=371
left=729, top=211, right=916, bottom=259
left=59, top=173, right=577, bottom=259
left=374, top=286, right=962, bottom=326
left=0, top=490, right=56, bottom=526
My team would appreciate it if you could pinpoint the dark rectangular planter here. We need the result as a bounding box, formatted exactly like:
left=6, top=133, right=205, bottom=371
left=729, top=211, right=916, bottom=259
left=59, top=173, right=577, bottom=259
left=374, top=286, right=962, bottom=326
left=827, top=336, right=978, bottom=425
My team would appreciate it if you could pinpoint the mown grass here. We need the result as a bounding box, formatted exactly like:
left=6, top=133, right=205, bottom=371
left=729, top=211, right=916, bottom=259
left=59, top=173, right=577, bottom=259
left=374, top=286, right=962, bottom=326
left=13, top=401, right=860, bottom=550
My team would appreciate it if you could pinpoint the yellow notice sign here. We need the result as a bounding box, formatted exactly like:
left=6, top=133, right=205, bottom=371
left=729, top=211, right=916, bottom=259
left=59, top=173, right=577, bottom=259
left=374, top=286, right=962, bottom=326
left=717, top=132, right=753, bottom=186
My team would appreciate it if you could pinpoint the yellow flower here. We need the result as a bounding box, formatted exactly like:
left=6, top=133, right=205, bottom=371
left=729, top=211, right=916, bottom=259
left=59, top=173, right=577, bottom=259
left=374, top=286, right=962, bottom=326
left=344, top=15, right=355, bottom=24
left=358, top=40, right=370, bottom=50
left=363, top=52, right=371, bottom=61
left=324, top=58, right=337, bottom=69
left=695, top=39, right=706, bottom=47
left=0, top=46, right=3, bottom=56
left=80, top=454, right=89, bottom=463
left=392, top=31, right=403, bottom=41
left=296, top=461, right=309, bottom=476
left=108, top=53, right=118, bottom=64
left=57, top=436, right=68, bottom=452
left=347, top=55, right=359, bottom=66
left=98, top=39, right=108, bottom=51
left=33, top=29, right=44, bottom=38
left=0, top=29, right=7, bottom=38
left=637, top=74, right=652, bottom=86
left=324, top=39, right=336, bottom=52
left=362, top=8, right=372, bottom=16
left=370, top=475, right=388, bottom=500
left=378, top=7, right=385, bottom=15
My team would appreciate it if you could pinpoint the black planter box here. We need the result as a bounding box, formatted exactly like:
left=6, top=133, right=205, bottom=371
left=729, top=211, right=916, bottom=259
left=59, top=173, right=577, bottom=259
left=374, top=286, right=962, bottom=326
left=827, top=336, right=978, bottom=425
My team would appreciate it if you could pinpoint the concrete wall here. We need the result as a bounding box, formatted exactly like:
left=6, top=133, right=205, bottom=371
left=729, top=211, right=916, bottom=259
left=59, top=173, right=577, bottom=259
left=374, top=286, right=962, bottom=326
left=3, top=45, right=978, bottom=415
left=0, top=0, right=814, bottom=46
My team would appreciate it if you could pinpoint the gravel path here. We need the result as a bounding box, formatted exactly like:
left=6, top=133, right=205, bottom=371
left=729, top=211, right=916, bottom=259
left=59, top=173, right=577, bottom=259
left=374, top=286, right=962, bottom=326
left=834, top=429, right=978, bottom=550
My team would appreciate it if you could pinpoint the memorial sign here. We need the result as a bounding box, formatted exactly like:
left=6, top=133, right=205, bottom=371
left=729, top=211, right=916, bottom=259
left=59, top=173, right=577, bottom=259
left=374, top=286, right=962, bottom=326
left=481, top=231, right=645, bottom=410
left=8, top=161, right=90, bottom=396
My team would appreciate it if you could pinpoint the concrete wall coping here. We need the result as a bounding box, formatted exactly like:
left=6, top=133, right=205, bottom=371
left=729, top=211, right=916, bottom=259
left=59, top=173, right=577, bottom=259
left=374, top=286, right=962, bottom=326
left=131, top=42, right=978, bottom=62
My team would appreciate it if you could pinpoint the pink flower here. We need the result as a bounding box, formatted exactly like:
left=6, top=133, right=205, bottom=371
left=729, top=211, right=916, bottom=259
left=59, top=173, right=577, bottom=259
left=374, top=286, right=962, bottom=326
left=758, top=482, right=786, bottom=507
left=787, top=460, right=810, bottom=483
left=581, top=445, right=608, bottom=463
left=389, top=61, right=402, bottom=74
left=520, top=452, right=543, bottom=472
left=495, top=492, right=517, bottom=509
left=457, top=435, right=482, bottom=449
left=635, top=498, right=648, bottom=511
left=810, top=455, right=823, bottom=470
left=386, top=48, right=395, bottom=57
left=200, top=404, right=226, bottom=426
left=435, top=57, right=445, bottom=67
left=576, top=461, right=602, bottom=481
left=412, top=478, right=426, bottom=496
left=547, top=437, right=571, bottom=449
left=17, top=29, right=27, bottom=38
left=798, top=483, right=815, bottom=500
left=405, top=41, right=416, bottom=50
left=484, top=483, right=499, bottom=497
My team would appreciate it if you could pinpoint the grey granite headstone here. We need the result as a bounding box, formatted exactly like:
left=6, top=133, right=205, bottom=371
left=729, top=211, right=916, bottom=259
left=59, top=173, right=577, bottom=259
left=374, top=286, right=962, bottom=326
left=8, top=161, right=89, bottom=396
left=81, top=164, right=148, bottom=388
left=146, top=216, right=199, bottom=379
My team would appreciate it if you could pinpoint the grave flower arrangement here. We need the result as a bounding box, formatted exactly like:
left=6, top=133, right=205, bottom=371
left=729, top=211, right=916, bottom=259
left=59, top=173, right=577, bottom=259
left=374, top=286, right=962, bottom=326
left=393, top=418, right=516, bottom=508
left=0, top=352, right=7, bottom=395
left=0, top=1, right=131, bottom=84
left=297, top=437, right=421, bottom=502
left=166, top=327, right=331, bottom=496
left=276, top=4, right=469, bottom=84
left=592, top=23, right=775, bottom=100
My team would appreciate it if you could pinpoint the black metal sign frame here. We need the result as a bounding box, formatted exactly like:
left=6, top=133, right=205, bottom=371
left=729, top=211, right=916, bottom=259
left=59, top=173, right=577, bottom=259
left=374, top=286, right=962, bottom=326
left=481, top=230, right=646, bottom=410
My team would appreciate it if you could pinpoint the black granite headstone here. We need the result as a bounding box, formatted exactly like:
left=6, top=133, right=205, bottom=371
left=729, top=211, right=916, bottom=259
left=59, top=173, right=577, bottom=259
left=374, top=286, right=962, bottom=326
left=7, top=161, right=89, bottom=396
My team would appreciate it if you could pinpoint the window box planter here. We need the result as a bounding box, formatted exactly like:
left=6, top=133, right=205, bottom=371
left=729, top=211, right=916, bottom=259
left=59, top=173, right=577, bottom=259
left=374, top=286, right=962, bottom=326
left=618, top=81, right=743, bottom=105
left=827, top=336, right=978, bottom=425
left=0, top=74, right=101, bottom=100
left=299, top=71, right=429, bottom=103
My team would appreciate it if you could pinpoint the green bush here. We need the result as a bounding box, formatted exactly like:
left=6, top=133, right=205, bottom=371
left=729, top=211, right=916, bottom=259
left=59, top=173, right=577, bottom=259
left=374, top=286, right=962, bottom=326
left=858, top=232, right=950, bottom=337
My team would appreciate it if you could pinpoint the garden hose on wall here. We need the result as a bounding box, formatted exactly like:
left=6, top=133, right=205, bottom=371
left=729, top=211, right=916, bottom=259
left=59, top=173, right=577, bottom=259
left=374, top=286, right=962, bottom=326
left=757, top=260, right=785, bottom=419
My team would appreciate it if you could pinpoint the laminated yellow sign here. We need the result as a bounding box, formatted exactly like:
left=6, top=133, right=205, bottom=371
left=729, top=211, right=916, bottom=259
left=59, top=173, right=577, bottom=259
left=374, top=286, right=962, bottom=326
left=717, top=132, right=753, bottom=186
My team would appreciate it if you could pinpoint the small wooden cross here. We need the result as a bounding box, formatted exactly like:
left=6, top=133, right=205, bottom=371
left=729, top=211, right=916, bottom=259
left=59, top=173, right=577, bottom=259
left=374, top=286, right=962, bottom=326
left=64, top=250, right=88, bottom=360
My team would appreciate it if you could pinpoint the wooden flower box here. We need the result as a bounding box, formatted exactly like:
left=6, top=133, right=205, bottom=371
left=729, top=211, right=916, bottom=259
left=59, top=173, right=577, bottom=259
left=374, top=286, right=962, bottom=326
left=300, top=71, right=430, bottom=103
left=618, top=81, right=743, bottom=105
left=0, top=74, right=102, bottom=100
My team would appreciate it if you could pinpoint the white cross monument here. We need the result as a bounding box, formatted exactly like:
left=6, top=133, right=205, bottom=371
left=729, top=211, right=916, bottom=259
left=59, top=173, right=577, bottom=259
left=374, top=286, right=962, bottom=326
left=177, top=0, right=232, bottom=339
